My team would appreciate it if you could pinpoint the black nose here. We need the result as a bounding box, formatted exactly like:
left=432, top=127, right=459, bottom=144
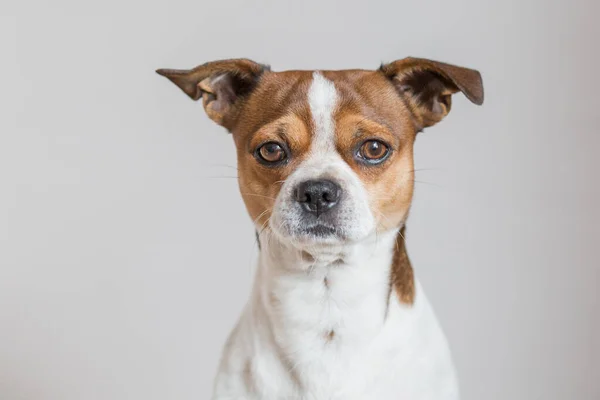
left=294, top=180, right=341, bottom=216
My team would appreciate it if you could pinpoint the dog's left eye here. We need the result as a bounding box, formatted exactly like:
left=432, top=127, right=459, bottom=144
left=357, top=140, right=390, bottom=164
left=256, top=142, right=287, bottom=164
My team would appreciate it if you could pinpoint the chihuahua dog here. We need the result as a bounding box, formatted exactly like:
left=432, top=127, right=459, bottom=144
left=157, top=57, right=483, bottom=400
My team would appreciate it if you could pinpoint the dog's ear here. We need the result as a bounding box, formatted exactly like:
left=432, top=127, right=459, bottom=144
left=380, top=57, right=483, bottom=130
left=157, top=59, right=270, bottom=131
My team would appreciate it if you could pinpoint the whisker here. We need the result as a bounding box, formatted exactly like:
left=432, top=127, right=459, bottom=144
left=376, top=210, right=396, bottom=232
left=253, top=209, right=270, bottom=226
left=241, top=193, right=277, bottom=201
left=411, top=179, right=442, bottom=187
left=258, top=213, right=272, bottom=235
left=201, top=163, right=240, bottom=171
left=406, top=168, right=442, bottom=173
left=398, top=228, right=407, bottom=243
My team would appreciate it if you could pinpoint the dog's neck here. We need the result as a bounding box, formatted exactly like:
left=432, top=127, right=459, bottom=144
left=253, top=227, right=415, bottom=324
left=257, top=228, right=398, bottom=272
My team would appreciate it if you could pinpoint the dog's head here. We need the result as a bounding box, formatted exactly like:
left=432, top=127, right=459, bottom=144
left=158, top=58, right=483, bottom=250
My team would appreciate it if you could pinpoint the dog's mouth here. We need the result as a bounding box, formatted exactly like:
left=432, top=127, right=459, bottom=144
left=268, top=215, right=355, bottom=249
left=302, top=224, right=339, bottom=237
left=290, top=222, right=349, bottom=246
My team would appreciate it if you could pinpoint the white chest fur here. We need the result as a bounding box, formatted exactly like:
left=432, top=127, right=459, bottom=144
left=212, top=230, right=460, bottom=400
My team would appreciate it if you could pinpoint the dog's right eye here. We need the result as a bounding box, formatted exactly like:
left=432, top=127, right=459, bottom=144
left=256, top=142, right=287, bottom=165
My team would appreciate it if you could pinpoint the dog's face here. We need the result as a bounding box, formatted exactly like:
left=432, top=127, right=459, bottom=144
left=158, top=58, right=483, bottom=249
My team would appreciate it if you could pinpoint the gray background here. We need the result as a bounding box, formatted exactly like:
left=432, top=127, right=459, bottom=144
left=1, top=1, right=598, bottom=399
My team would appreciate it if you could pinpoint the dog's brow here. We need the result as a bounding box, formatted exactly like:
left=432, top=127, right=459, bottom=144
left=352, top=119, right=394, bottom=136
left=246, top=117, right=306, bottom=153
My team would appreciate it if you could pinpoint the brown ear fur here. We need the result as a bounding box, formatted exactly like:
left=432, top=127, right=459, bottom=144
left=380, top=57, right=484, bottom=130
left=156, top=58, right=269, bottom=130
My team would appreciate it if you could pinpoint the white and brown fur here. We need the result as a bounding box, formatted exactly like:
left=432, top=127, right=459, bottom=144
left=157, top=57, right=483, bottom=400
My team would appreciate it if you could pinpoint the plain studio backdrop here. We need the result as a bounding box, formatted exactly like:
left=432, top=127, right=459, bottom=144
left=1, top=1, right=599, bottom=399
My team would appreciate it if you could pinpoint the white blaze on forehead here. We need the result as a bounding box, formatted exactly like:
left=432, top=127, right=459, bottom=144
left=307, top=72, right=338, bottom=153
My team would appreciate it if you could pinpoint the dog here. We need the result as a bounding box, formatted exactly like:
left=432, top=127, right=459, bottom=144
left=157, top=57, right=483, bottom=400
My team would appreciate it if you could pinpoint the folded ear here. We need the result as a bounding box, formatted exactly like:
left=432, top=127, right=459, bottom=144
left=156, top=58, right=270, bottom=131
left=380, top=57, right=484, bottom=130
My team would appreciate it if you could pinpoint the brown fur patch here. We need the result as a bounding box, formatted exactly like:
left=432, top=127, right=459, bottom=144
left=389, top=227, right=415, bottom=305
left=325, top=330, right=336, bottom=342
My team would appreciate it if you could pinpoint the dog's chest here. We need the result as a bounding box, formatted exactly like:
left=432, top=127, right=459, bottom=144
left=216, top=258, right=459, bottom=400
left=265, top=260, right=398, bottom=396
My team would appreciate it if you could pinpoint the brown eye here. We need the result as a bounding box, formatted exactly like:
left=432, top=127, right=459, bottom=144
left=358, top=140, right=390, bottom=164
left=257, top=142, right=287, bottom=164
